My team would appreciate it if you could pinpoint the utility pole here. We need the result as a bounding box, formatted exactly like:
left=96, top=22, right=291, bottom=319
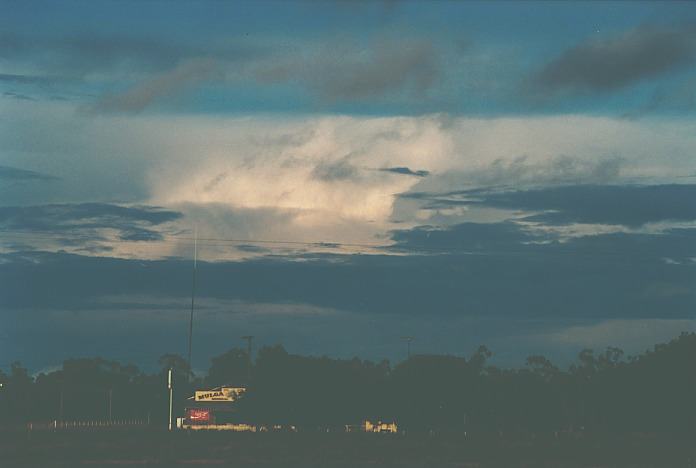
left=187, top=227, right=198, bottom=380
left=401, top=336, right=414, bottom=360
left=167, top=369, right=173, bottom=431
left=242, top=335, right=254, bottom=384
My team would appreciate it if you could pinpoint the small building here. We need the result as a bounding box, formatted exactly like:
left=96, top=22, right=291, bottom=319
left=346, top=419, right=398, bottom=433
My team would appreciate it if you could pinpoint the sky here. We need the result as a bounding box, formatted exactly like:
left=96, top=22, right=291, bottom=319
left=1, top=0, right=696, bottom=374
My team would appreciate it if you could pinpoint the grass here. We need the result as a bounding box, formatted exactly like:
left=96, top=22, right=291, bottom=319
left=1, top=428, right=694, bottom=467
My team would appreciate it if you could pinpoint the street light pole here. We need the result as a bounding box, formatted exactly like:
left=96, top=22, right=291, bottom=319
left=168, top=369, right=173, bottom=431
left=401, top=336, right=414, bottom=360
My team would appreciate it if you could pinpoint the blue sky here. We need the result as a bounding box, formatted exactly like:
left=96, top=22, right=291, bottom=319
left=1, top=1, right=696, bottom=373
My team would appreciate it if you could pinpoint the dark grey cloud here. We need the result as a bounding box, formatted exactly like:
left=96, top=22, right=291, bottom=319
left=0, top=165, right=59, bottom=182
left=118, top=227, right=168, bottom=242
left=311, top=158, right=359, bottom=181
left=0, top=203, right=182, bottom=241
left=2, top=31, right=439, bottom=108
left=407, top=184, right=696, bottom=228
left=252, top=38, right=440, bottom=102
left=314, top=39, right=439, bottom=100
left=534, top=24, right=696, bottom=93
left=380, top=166, right=430, bottom=177
left=2, top=218, right=695, bottom=371
left=0, top=32, right=264, bottom=111
left=390, top=220, right=696, bottom=265
left=235, top=244, right=272, bottom=254
left=312, top=161, right=431, bottom=183
left=89, top=58, right=223, bottom=114
left=0, top=32, right=264, bottom=76
left=2, top=224, right=695, bottom=321
left=483, top=184, right=696, bottom=227
left=388, top=221, right=544, bottom=253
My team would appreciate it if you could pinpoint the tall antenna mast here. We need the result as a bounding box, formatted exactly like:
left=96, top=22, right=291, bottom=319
left=187, top=226, right=198, bottom=379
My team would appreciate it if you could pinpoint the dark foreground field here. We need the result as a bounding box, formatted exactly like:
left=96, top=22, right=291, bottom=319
left=1, top=429, right=694, bottom=468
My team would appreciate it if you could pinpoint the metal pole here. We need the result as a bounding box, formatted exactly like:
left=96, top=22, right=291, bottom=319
left=108, top=389, right=112, bottom=422
left=168, top=369, right=173, bottom=431
left=401, top=336, right=414, bottom=361
left=59, top=389, right=64, bottom=422
left=187, top=227, right=198, bottom=379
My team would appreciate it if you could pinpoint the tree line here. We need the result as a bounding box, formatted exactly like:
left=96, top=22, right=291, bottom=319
left=1, top=332, right=694, bottom=435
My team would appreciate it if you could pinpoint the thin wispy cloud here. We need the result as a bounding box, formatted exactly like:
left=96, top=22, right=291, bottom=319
left=0, top=165, right=59, bottom=182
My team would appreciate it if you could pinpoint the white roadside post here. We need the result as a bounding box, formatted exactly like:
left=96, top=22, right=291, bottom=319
left=168, top=368, right=173, bottom=431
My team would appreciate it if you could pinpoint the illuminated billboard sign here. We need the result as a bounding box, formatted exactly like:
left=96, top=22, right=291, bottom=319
left=194, top=387, right=246, bottom=402
left=187, top=408, right=211, bottom=422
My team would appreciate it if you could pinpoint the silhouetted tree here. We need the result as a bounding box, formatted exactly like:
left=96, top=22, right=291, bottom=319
left=1, top=333, right=694, bottom=435
left=206, top=348, right=248, bottom=388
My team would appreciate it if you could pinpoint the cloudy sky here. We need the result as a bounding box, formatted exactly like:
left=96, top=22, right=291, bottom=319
left=2, top=1, right=696, bottom=373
